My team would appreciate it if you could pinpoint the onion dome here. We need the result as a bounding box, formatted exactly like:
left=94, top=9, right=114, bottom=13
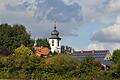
left=49, top=23, right=61, bottom=40
left=51, top=26, right=59, bottom=36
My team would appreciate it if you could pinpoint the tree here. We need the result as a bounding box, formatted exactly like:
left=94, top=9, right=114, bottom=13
left=14, top=44, right=33, bottom=56
left=0, top=24, right=34, bottom=52
left=112, top=49, right=120, bottom=63
left=61, top=45, right=65, bottom=53
left=61, top=45, right=73, bottom=54
left=0, top=45, right=43, bottom=79
left=36, top=38, right=50, bottom=49
left=109, top=50, right=120, bottom=79
left=0, top=24, right=12, bottom=50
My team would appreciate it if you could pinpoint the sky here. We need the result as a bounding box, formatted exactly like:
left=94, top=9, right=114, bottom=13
left=0, top=0, right=120, bottom=52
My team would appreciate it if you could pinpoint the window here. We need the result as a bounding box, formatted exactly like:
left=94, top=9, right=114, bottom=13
left=52, top=40, right=54, bottom=46
left=58, top=40, right=59, bottom=46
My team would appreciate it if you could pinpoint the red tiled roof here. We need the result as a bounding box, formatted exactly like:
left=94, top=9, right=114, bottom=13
left=35, top=47, right=50, bottom=57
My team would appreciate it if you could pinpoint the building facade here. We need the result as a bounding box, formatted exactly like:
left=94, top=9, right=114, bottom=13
left=72, top=50, right=113, bottom=66
left=49, top=23, right=61, bottom=53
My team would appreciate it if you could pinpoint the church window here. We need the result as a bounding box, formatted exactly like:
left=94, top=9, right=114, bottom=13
left=52, top=40, right=54, bottom=46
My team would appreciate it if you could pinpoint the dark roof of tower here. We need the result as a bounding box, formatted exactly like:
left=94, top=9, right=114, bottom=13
left=51, top=26, right=59, bottom=36
left=49, top=22, right=61, bottom=39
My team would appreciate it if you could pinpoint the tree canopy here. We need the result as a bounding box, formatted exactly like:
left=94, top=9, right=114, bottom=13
left=0, top=45, right=120, bottom=79
left=0, top=24, right=34, bottom=52
left=112, top=49, right=120, bottom=63
left=36, top=38, right=50, bottom=49
left=109, top=49, right=120, bottom=79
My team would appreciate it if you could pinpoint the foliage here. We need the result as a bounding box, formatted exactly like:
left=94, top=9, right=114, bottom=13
left=1, top=23, right=120, bottom=79
left=108, top=60, right=120, bottom=80
left=36, top=38, right=51, bottom=49
left=0, top=23, right=34, bottom=52
left=0, top=44, right=120, bottom=80
left=112, top=49, right=120, bottom=63
left=0, top=45, right=42, bottom=79
left=15, top=44, right=33, bottom=55
left=0, top=50, right=105, bottom=80
left=61, top=45, right=73, bottom=54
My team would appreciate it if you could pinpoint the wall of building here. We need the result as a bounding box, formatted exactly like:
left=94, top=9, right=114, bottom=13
left=49, top=39, right=61, bottom=53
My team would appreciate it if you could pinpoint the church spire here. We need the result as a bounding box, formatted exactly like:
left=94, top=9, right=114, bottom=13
left=49, top=20, right=62, bottom=53
left=54, top=20, right=57, bottom=30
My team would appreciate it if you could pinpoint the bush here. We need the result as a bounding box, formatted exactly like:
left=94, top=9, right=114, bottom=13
left=0, top=49, right=116, bottom=80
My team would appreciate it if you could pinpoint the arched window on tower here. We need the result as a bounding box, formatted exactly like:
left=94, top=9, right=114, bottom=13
left=58, top=40, right=59, bottom=46
left=52, top=40, right=54, bottom=46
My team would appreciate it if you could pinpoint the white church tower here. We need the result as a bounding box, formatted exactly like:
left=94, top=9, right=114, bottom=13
left=49, top=22, right=61, bottom=53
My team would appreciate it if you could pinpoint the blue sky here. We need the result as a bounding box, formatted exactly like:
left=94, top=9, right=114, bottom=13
left=0, top=0, right=120, bottom=51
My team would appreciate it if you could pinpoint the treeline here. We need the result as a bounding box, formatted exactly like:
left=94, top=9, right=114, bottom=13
left=0, top=24, right=120, bottom=79
left=0, top=24, right=34, bottom=52
left=0, top=45, right=120, bottom=80
left=0, top=23, right=50, bottom=53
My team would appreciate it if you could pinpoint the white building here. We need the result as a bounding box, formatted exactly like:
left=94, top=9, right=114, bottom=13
left=49, top=23, right=61, bottom=53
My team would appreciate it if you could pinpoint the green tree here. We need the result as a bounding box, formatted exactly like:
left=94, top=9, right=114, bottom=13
left=0, top=24, right=12, bottom=50
left=14, top=44, right=33, bottom=55
left=36, top=38, right=50, bottom=49
left=0, top=23, right=34, bottom=52
left=61, top=45, right=73, bottom=54
left=77, top=57, right=103, bottom=80
left=109, top=59, right=120, bottom=79
left=0, top=45, right=43, bottom=79
left=112, top=49, right=120, bottom=63
left=106, top=49, right=120, bottom=79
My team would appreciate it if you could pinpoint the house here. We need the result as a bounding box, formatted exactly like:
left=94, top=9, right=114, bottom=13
left=34, top=47, right=51, bottom=58
left=71, top=50, right=113, bottom=69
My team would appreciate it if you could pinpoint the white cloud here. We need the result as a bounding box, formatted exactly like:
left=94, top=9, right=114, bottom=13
left=0, top=0, right=17, bottom=11
left=76, top=0, right=120, bottom=24
left=92, top=16, right=120, bottom=43
left=0, top=0, right=82, bottom=38
left=1, top=0, right=120, bottom=27
left=107, top=0, right=120, bottom=13
left=89, top=16, right=120, bottom=51
left=62, top=0, right=81, bottom=5
left=88, top=42, right=106, bottom=50
left=88, top=42, right=120, bottom=52
left=1, top=0, right=120, bottom=51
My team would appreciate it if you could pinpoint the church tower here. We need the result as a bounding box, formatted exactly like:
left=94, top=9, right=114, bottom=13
left=49, top=22, right=61, bottom=53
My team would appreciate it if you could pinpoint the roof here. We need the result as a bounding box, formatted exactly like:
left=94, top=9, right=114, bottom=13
left=49, top=25, right=61, bottom=39
left=35, top=47, right=50, bottom=57
left=72, top=50, right=111, bottom=63
left=49, top=36, right=61, bottom=39
left=101, top=60, right=114, bottom=66
left=51, top=27, right=59, bottom=36
left=0, top=47, right=11, bottom=56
